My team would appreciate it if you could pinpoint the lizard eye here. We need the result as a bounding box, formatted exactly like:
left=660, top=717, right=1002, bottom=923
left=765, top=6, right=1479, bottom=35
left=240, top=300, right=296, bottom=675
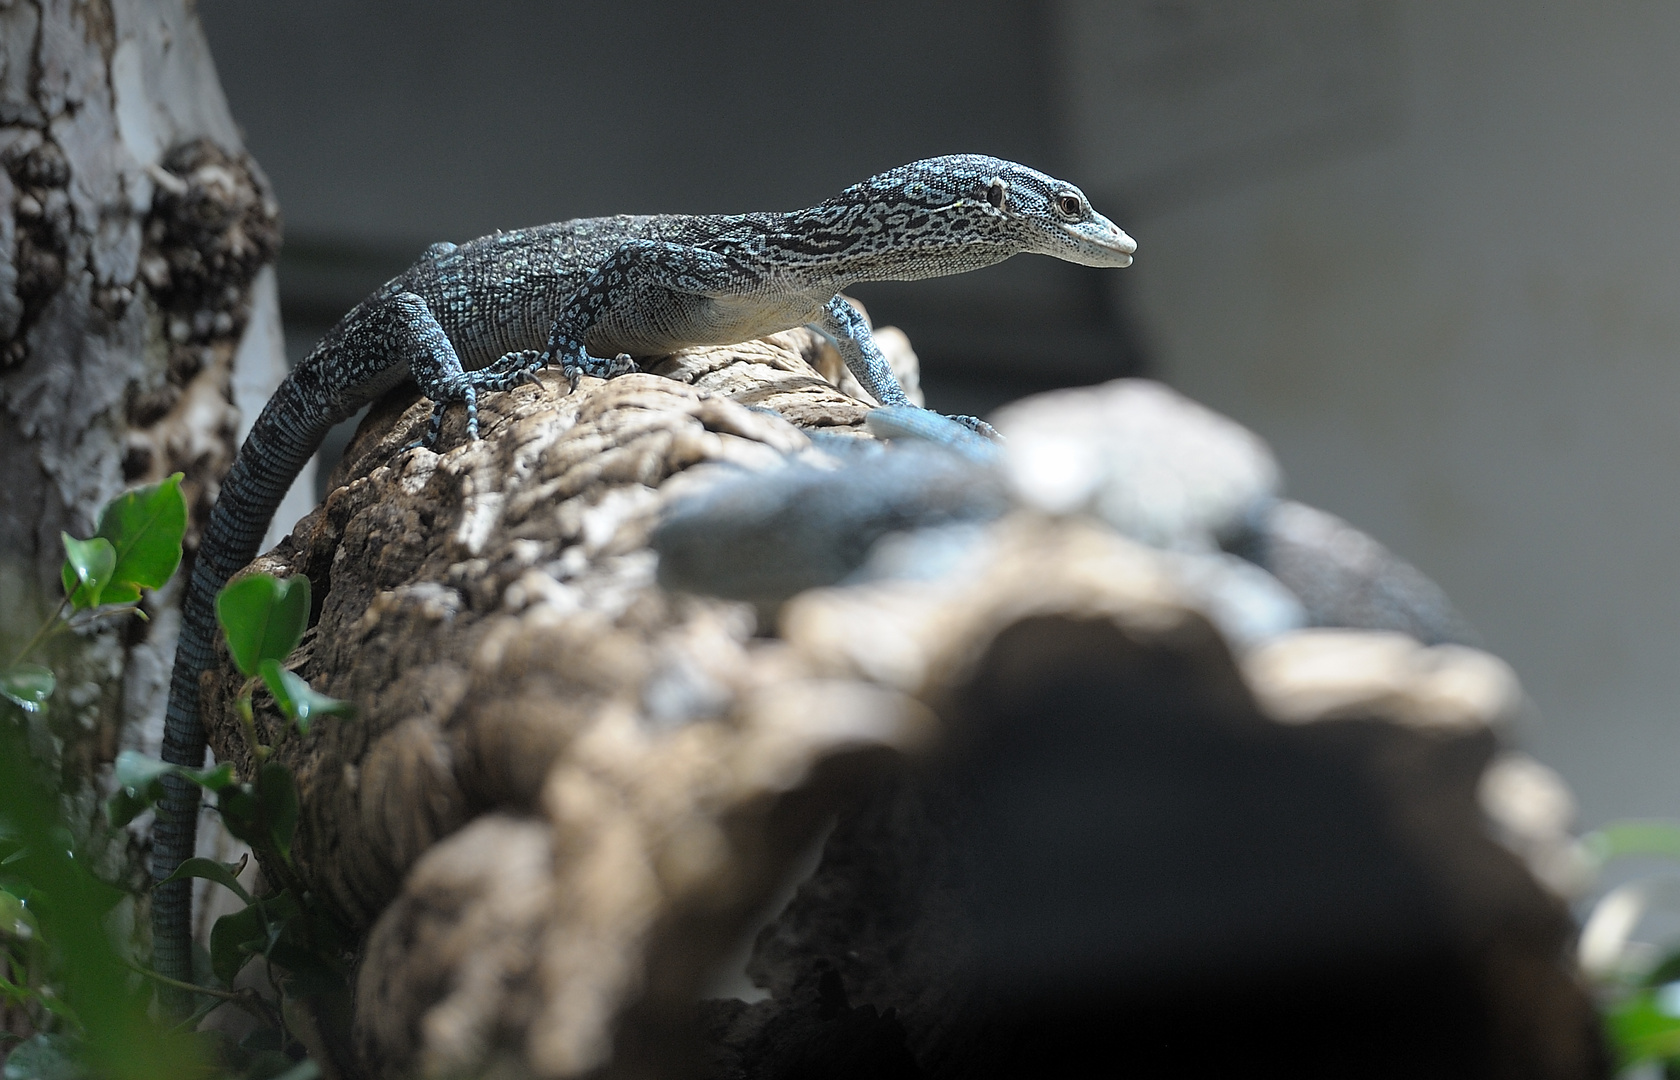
left=985, top=177, right=1008, bottom=210
left=1054, top=192, right=1084, bottom=219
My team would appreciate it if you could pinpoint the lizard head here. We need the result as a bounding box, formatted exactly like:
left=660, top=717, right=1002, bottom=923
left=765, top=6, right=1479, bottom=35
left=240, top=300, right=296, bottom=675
left=841, top=155, right=1136, bottom=269
left=972, top=157, right=1136, bottom=268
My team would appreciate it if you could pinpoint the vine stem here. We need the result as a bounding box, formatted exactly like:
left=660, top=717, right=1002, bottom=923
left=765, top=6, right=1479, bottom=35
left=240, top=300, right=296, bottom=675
left=8, top=597, right=70, bottom=667
left=124, top=958, right=281, bottom=1029
left=236, top=680, right=271, bottom=763
left=123, top=959, right=243, bottom=1003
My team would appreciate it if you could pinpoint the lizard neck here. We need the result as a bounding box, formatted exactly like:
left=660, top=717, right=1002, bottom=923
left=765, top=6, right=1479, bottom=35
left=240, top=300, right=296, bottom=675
left=756, top=204, right=1022, bottom=287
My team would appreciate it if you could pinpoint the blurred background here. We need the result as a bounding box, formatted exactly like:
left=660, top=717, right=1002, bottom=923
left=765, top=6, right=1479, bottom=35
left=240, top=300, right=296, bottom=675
left=198, top=1, right=1680, bottom=831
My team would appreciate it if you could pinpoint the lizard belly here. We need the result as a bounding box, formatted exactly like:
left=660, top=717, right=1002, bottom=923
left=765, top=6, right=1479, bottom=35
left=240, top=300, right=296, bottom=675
left=587, top=286, right=830, bottom=356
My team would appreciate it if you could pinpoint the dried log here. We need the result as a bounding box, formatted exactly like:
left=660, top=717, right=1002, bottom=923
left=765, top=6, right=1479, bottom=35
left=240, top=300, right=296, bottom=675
left=203, top=330, right=1604, bottom=1078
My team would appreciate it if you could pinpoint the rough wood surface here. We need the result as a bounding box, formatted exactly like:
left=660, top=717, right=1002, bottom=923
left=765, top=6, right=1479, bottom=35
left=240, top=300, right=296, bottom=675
left=205, top=331, right=928, bottom=1078
left=205, top=331, right=1602, bottom=1078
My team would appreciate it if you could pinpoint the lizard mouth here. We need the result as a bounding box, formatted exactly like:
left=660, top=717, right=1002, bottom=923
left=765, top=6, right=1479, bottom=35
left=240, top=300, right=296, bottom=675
left=1058, top=214, right=1136, bottom=268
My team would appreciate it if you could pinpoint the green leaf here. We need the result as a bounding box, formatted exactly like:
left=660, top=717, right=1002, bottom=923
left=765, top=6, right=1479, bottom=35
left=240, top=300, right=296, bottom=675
left=1584, top=820, right=1680, bottom=866
left=112, top=750, right=175, bottom=795
left=59, top=533, right=115, bottom=610
left=208, top=902, right=266, bottom=987
left=215, top=784, right=263, bottom=849
left=1609, top=986, right=1680, bottom=1065
left=86, top=473, right=187, bottom=605
left=0, top=974, right=38, bottom=1008
left=0, top=887, right=37, bottom=940
left=0, top=664, right=54, bottom=713
left=258, top=762, right=300, bottom=861
left=158, top=856, right=252, bottom=906
left=259, top=658, right=355, bottom=734
left=105, top=788, right=150, bottom=830
left=216, top=574, right=311, bottom=677
left=183, top=762, right=237, bottom=792
left=107, top=752, right=238, bottom=827
left=209, top=891, right=300, bottom=986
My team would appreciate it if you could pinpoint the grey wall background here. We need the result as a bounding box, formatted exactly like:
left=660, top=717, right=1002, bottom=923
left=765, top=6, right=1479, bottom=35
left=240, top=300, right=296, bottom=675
left=200, top=0, right=1680, bottom=828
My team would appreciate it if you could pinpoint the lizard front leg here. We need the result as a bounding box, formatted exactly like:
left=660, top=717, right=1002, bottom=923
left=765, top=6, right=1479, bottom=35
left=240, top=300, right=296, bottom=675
left=814, top=295, right=1000, bottom=440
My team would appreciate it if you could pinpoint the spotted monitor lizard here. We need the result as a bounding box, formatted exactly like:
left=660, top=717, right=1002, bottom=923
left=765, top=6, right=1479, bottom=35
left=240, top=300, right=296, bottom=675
left=151, top=154, right=1136, bottom=985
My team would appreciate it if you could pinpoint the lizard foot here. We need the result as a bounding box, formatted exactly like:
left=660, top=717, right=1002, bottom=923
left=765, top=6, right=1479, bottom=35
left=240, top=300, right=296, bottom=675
left=864, top=405, right=1003, bottom=465
left=404, top=399, right=451, bottom=452
left=470, top=350, right=547, bottom=393
left=563, top=352, right=638, bottom=394
left=404, top=382, right=491, bottom=452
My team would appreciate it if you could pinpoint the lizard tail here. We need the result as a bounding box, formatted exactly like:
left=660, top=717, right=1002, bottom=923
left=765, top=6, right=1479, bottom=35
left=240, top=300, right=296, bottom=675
left=152, top=388, right=333, bottom=990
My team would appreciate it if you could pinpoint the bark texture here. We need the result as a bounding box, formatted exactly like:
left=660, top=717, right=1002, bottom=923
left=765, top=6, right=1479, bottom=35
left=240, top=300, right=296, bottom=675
left=201, top=329, right=1603, bottom=1079
left=0, top=0, right=282, bottom=848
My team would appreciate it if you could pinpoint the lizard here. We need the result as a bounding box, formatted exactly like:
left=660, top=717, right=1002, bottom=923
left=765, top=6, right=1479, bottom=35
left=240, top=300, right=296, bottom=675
left=149, top=153, right=1136, bottom=986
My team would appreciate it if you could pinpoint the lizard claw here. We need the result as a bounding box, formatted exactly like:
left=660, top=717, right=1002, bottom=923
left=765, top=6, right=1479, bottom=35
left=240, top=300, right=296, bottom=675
left=404, top=400, right=450, bottom=452
left=562, top=351, right=636, bottom=392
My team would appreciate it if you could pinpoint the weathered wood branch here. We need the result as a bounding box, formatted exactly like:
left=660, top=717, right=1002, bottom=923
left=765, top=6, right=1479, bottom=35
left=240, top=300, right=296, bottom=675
left=206, top=330, right=1602, bottom=1079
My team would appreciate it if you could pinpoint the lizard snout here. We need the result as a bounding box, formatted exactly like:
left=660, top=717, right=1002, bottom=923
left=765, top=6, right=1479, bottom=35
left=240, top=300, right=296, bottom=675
left=1058, top=210, right=1137, bottom=268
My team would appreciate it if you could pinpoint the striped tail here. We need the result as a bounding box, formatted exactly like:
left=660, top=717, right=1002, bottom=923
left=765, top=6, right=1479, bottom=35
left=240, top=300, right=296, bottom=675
left=151, top=387, right=333, bottom=990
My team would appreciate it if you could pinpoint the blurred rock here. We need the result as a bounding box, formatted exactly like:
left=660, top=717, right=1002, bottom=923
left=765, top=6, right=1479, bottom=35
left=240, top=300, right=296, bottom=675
left=750, top=552, right=1603, bottom=1079
left=993, top=378, right=1278, bottom=551
left=653, top=443, right=1008, bottom=610
left=1231, top=499, right=1480, bottom=646
left=1478, top=752, right=1590, bottom=899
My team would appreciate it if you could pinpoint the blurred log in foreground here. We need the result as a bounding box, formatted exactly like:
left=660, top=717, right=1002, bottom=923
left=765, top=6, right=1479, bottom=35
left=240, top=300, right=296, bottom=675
left=204, top=320, right=1604, bottom=1078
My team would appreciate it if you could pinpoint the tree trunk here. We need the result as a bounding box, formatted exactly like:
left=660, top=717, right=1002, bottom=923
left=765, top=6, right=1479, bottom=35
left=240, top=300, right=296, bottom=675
left=0, top=0, right=289, bottom=913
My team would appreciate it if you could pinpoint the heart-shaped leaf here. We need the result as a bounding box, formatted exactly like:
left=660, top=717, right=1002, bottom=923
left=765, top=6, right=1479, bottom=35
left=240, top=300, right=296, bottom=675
left=112, top=750, right=174, bottom=794
left=0, top=665, right=54, bottom=713
left=216, top=574, right=311, bottom=676
left=184, top=762, right=237, bottom=792
left=160, top=856, right=253, bottom=906
left=208, top=903, right=266, bottom=987
left=209, top=890, right=300, bottom=987
left=85, top=473, right=187, bottom=605
left=259, top=659, right=355, bottom=734
left=107, top=753, right=238, bottom=826
left=60, top=533, right=116, bottom=610
left=215, top=784, right=263, bottom=849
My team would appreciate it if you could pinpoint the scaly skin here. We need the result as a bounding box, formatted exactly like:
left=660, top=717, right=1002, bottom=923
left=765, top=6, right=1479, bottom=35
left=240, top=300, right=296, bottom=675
left=150, top=154, right=1135, bottom=987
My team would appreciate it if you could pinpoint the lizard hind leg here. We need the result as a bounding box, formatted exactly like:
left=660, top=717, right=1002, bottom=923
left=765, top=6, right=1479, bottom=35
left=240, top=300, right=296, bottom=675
left=388, top=291, right=495, bottom=449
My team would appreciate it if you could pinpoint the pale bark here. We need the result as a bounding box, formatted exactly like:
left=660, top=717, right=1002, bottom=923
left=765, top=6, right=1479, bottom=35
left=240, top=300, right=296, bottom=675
left=0, top=0, right=286, bottom=885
